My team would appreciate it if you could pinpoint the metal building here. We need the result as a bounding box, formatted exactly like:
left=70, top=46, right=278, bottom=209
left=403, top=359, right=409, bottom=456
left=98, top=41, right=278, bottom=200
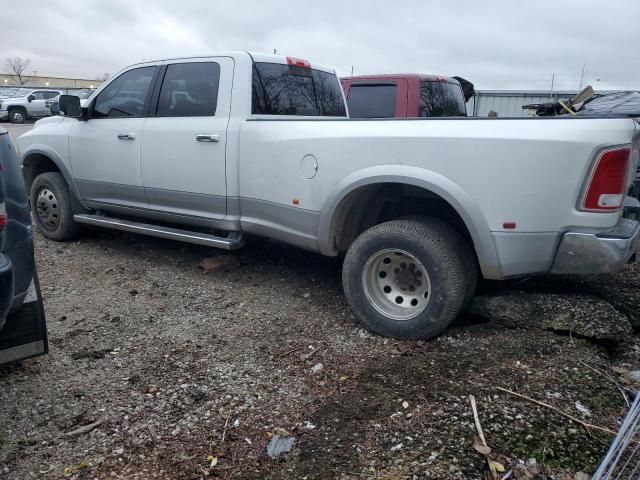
left=0, top=74, right=102, bottom=89
left=467, top=90, right=578, bottom=117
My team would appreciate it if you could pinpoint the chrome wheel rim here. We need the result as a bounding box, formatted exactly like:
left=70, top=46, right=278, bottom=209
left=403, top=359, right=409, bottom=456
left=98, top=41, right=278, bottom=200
left=10, top=111, right=24, bottom=123
left=362, top=248, right=431, bottom=321
left=36, top=187, right=60, bottom=230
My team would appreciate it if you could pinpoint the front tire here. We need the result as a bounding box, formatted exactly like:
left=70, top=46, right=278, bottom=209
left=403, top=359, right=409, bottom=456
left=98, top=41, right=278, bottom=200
left=30, top=172, right=80, bottom=241
left=342, top=218, right=476, bottom=340
left=9, top=108, right=26, bottom=124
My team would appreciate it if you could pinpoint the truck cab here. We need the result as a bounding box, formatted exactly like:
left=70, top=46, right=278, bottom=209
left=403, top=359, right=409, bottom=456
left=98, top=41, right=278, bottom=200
left=0, top=89, right=62, bottom=123
left=341, top=74, right=467, bottom=118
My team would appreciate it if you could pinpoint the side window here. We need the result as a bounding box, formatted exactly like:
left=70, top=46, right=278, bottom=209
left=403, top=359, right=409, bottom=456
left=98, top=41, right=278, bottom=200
left=252, top=62, right=346, bottom=117
left=347, top=84, right=397, bottom=118
left=156, top=62, right=220, bottom=116
left=32, top=91, right=46, bottom=100
left=419, top=81, right=466, bottom=117
left=43, top=91, right=59, bottom=99
left=93, top=66, right=156, bottom=118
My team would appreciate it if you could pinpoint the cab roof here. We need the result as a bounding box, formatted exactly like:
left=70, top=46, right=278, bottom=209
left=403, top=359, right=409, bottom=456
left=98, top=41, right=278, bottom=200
left=130, top=51, right=336, bottom=75
left=342, top=73, right=460, bottom=84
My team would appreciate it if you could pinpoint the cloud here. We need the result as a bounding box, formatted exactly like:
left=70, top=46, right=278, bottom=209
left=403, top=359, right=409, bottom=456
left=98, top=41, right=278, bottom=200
left=1, top=0, right=638, bottom=90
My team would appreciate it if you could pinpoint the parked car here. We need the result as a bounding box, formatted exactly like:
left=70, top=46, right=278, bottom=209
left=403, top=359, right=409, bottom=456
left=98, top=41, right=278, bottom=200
left=50, top=88, right=95, bottom=116
left=16, top=52, right=640, bottom=340
left=341, top=74, right=468, bottom=118
left=0, top=88, right=61, bottom=123
left=67, top=88, right=96, bottom=100
left=0, top=127, right=47, bottom=363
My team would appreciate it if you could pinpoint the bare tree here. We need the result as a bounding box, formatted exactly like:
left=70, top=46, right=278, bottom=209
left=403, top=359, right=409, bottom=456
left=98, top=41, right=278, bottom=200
left=5, top=57, right=32, bottom=85
left=97, top=72, right=110, bottom=82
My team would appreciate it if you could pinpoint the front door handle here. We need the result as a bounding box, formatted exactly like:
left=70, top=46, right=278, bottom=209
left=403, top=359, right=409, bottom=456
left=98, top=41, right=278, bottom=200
left=117, top=133, right=136, bottom=140
left=196, top=134, right=220, bottom=143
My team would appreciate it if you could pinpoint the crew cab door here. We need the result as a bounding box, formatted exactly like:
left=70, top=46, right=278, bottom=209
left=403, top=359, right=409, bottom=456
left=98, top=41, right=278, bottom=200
left=140, top=58, right=232, bottom=219
left=68, top=66, right=158, bottom=210
left=27, top=90, right=50, bottom=117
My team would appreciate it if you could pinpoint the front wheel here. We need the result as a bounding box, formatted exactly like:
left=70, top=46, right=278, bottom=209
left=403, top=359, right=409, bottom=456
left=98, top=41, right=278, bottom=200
left=30, top=172, right=80, bottom=241
left=342, top=218, right=477, bottom=340
left=9, top=108, right=26, bottom=124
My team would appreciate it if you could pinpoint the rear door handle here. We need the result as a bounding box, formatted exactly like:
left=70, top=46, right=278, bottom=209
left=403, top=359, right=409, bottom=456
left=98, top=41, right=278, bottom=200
left=117, top=133, right=136, bottom=140
left=196, top=134, right=220, bottom=143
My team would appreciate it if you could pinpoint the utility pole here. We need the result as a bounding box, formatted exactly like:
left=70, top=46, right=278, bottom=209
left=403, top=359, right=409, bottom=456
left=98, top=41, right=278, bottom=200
left=549, top=73, right=555, bottom=99
left=578, top=63, right=586, bottom=90
left=351, top=65, right=354, bottom=76
left=273, top=48, right=278, bottom=55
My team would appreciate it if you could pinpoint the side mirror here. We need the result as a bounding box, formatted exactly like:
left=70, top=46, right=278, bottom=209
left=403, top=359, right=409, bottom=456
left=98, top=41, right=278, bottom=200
left=27, top=94, right=35, bottom=102
left=58, top=95, right=81, bottom=118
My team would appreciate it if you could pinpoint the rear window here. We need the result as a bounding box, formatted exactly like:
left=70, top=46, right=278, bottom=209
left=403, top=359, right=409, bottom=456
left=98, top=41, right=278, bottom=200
left=347, top=84, right=397, bottom=118
left=419, top=81, right=466, bottom=117
left=252, top=62, right=346, bottom=117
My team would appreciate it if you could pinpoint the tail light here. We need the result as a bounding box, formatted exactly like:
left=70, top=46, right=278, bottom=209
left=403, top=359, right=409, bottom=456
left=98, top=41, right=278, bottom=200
left=581, top=147, right=630, bottom=211
left=0, top=202, right=6, bottom=231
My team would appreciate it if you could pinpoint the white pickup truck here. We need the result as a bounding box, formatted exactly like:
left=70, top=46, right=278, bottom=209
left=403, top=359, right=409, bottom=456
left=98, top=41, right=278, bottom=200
left=16, top=52, right=640, bottom=340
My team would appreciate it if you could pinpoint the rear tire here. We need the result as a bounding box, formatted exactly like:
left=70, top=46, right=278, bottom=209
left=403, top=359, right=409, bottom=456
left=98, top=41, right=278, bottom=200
left=9, top=108, right=26, bottom=124
left=30, top=172, right=80, bottom=241
left=342, top=217, right=477, bottom=340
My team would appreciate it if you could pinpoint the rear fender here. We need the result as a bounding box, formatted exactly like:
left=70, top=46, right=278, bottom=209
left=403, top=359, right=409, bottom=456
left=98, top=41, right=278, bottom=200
left=318, top=165, right=502, bottom=279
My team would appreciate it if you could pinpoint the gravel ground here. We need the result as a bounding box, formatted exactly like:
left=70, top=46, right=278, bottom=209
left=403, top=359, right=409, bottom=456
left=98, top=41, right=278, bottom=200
left=0, top=122, right=639, bottom=479
left=0, top=227, right=638, bottom=480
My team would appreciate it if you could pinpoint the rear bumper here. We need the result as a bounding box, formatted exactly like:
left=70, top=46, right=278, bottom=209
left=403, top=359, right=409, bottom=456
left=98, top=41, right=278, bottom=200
left=551, top=217, right=640, bottom=274
left=0, top=111, right=7, bottom=121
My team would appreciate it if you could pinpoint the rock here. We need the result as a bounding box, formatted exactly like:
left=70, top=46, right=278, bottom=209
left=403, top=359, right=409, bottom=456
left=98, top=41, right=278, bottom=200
left=575, top=401, right=591, bottom=417
left=266, top=434, right=295, bottom=459
left=199, top=255, right=240, bottom=273
left=574, top=473, right=590, bottom=480
left=625, top=370, right=640, bottom=383
left=468, top=293, right=633, bottom=343
left=303, top=292, right=311, bottom=299
left=311, top=363, right=324, bottom=374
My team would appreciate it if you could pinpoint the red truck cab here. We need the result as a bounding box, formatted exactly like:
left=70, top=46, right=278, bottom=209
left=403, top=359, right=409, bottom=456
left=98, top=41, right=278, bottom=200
left=341, top=74, right=468, bottom=118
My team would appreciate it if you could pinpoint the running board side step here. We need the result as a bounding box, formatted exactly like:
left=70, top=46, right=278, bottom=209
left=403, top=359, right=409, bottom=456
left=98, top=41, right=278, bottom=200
left=73, top=214, right=245, bottom=250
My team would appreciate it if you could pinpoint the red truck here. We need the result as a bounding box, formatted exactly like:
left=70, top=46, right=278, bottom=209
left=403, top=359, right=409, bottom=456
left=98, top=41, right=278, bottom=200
left=341, top=74, right=472, bottom=118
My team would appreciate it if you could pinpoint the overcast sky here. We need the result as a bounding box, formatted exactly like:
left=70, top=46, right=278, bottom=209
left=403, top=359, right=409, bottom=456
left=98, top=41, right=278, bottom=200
left=2, top=0, right=638, bottom=91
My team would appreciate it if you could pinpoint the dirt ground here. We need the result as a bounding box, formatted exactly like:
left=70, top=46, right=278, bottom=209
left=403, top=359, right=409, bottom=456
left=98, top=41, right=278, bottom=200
left=1, top=122, right=639, bottom=479
left=0, top=224, right=638, bottom=480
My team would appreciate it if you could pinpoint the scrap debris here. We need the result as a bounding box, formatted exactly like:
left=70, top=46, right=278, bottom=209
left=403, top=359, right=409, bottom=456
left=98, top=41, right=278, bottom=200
left=62, top=419, right=104, bottom=437
left=496, top=387, right=616, bottom=436
left=267, top=433, right=295, bottom=459
left=469, top=394, right=508, bottom=479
